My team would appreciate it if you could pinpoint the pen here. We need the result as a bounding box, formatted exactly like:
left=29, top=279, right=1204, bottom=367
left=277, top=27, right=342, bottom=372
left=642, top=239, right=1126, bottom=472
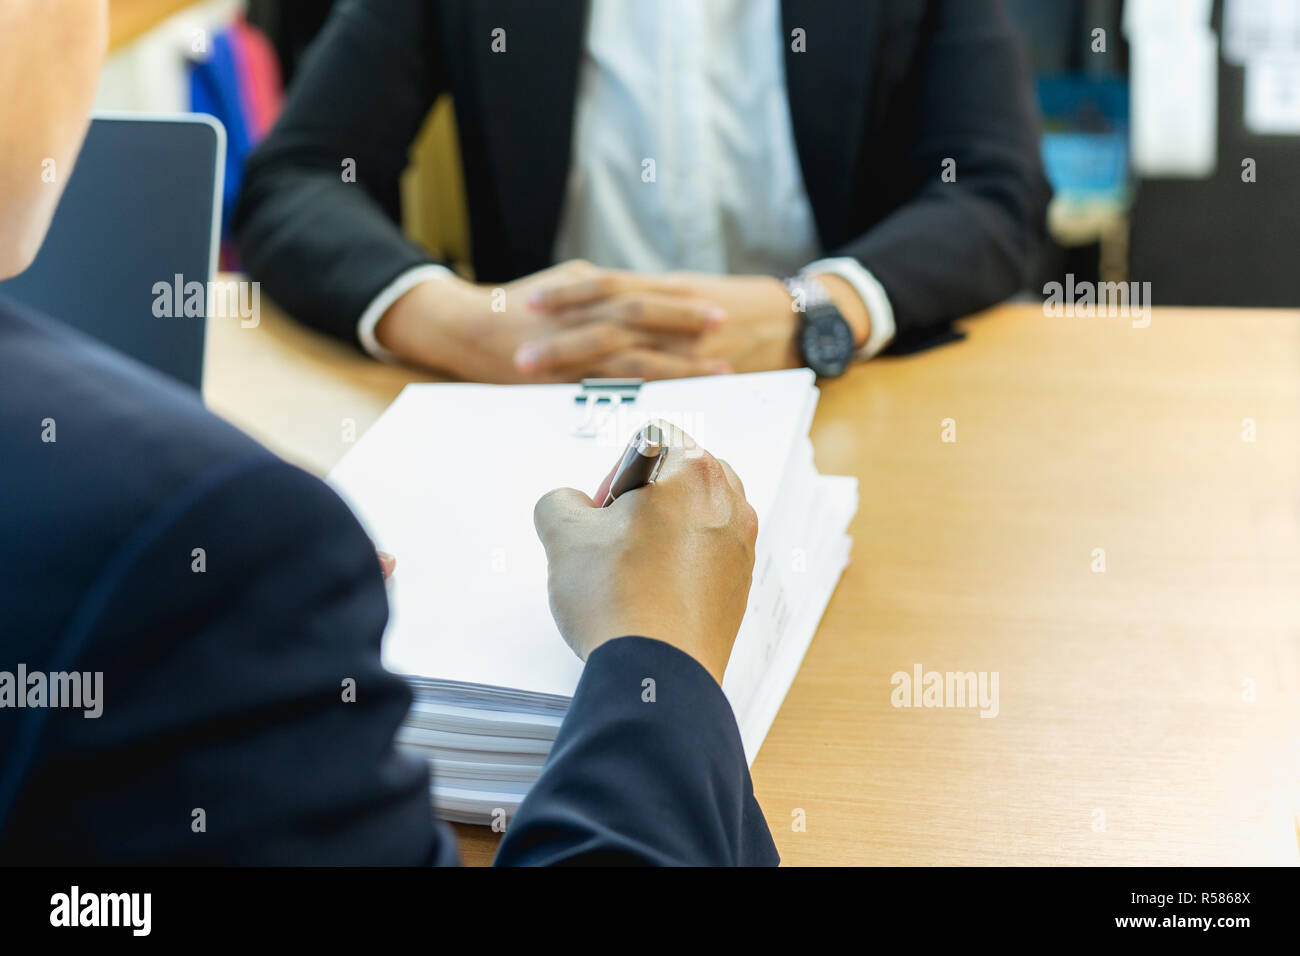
left=602, top=424, right=667, bottom=506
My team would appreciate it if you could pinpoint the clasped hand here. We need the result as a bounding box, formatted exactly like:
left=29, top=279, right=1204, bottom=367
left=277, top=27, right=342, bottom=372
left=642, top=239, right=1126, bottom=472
left=374, top=260, right=805, bottom=382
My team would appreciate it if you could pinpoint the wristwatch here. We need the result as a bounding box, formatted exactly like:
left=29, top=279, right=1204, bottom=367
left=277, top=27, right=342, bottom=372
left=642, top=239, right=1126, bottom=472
left=782, top=275, right=856, bottom=378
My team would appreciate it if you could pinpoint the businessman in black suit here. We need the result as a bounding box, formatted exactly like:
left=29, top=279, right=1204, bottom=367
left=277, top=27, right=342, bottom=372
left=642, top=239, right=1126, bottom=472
left=236, top=0, right=1049, bottom=383
left=0, top=0, right=775, bottom=866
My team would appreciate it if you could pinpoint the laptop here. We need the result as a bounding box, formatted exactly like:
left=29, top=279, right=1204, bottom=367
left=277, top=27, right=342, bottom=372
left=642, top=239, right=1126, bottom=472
left=0, top=113, right=225, bottom=390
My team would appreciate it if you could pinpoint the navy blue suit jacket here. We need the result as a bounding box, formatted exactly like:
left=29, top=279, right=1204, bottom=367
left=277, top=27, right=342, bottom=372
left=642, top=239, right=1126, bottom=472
left=0, top=298, right=777, bottom=865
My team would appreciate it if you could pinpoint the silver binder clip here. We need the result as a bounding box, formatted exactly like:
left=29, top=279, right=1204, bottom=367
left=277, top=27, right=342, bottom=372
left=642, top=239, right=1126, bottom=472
left=574, top=378, right=643, bottom=438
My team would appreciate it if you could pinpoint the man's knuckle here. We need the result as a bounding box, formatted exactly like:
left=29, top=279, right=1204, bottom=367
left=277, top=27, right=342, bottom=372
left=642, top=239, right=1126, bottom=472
left=691, top=454, right=726, bottom=486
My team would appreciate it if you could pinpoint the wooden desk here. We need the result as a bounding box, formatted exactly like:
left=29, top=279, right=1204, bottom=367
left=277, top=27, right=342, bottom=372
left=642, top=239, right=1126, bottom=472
left=205, top=300, right=1300, bottom=866
left=109, top=0, right=198, bottom=51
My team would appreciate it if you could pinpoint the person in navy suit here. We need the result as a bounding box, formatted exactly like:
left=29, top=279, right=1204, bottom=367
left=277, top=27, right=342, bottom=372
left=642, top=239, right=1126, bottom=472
left=0, top=0, right=776, bottom=866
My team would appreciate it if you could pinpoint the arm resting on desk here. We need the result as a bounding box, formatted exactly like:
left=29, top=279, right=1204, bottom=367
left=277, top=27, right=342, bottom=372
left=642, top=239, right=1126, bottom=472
left=840, top=0, right=1051, bottom=351
left=233, top=0, right=446, bottom=348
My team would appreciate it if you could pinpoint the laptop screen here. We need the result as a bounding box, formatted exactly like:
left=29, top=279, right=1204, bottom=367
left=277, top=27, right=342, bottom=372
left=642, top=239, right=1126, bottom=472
left=0, top=114, right=224, bottom=390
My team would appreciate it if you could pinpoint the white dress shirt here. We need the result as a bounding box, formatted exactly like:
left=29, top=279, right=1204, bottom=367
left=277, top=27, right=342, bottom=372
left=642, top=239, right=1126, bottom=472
left=359, top=0, right=895, bottom=362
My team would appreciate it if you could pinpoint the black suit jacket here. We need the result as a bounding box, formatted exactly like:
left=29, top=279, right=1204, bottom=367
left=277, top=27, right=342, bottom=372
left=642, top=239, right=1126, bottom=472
left=234, top=0, right=1049, bottom=354
left=0, top=298, right=776, bottom=865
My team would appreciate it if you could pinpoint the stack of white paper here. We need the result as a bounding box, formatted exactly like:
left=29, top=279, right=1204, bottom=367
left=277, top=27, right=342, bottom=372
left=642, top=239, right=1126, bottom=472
left=328, top=369, right=857, bottom=824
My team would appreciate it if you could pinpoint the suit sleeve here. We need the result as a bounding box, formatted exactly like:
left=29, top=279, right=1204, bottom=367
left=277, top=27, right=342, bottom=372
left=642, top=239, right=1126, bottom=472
left=496, top=636, right=780, bottom=866
left=2, top=457, right=456, bottom=865
left=838, top=0, right=1051, bottom=349
left=233, top=0, right=447, bottom=347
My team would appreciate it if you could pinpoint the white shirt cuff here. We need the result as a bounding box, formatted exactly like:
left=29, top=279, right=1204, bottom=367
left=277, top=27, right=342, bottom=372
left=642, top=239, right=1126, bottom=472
left=356, top=264, right=455, bottom=362
left=802, top=256, right=897, bottom=360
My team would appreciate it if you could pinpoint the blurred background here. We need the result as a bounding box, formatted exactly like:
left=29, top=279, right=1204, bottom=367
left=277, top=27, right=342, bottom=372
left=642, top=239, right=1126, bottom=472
left=104, top=0, right=1300, bottom=307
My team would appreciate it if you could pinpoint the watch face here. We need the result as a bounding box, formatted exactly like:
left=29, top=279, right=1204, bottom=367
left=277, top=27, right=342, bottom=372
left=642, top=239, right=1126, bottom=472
left=799, top=306, right=855, bottom=377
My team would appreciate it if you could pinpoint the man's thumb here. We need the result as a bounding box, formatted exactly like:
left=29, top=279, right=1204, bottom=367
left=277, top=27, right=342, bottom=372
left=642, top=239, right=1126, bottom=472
left=533, top=487, right=597, bottom=544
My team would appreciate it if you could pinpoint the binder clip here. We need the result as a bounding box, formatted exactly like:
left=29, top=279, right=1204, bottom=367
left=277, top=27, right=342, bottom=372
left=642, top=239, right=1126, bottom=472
left=574, top=378, right=643, bottom=438
left=574, top=378, right=643, bottom=405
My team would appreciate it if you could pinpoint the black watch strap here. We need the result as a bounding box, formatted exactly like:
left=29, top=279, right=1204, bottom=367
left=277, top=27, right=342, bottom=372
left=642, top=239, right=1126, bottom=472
left=783, top=275, right=856, bottom=378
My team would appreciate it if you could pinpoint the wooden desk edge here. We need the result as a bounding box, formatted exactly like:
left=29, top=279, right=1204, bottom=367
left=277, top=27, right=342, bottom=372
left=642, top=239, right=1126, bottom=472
left=109, top=0, right=200, bottom=52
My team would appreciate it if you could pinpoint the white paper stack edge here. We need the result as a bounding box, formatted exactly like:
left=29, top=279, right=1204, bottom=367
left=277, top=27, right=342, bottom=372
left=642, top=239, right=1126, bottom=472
left=328, top=370, right=858, bottom=824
